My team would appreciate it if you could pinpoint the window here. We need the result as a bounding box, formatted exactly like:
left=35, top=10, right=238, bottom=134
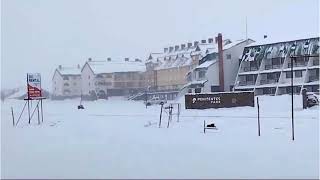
left=188, top=89, right=192, bottom=93
left=246, top=75, right=254, bottom=81
left=226, top=54, right=231, bottom=59
left=195, top=88, right=201, bottom=93
left=63, top=76, right=69, bottom=80
left=286, top=72, right=292, bottom=78
left=295, top=70, right=302, bottom=78
left=106, top=74, right=112, bottom=78
left=88, top=75, right=90, bottom=79
left=198, top=71, right=206, bottom=79
left=211, top=86, right=220, bottom=92
left=63, top=83, right=69, bottom=86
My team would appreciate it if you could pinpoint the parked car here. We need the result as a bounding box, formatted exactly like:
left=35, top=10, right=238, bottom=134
left=306, top=92, right=319, bottom=107
left=144, top=97, right=167, bottom=106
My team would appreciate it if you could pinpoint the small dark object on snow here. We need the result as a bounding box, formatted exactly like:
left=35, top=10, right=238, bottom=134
left=206, top=123, right=216, bottom=128
left=78, top=105, right=84, bottom=109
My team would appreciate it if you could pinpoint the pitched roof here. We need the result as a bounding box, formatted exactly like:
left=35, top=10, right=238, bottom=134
left=86, top=60, right=146, bottom=74
left=57, top=66, right=81, bottom=75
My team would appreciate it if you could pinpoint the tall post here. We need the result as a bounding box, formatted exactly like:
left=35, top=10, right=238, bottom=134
left=159, top=103, right=163, bottom=128
left=37, top=103, right=40, bottom=125
left=41, top=99, right=44, bottom=122
left=27, top=100, right=31, bottom=124
left=291, top=56, right=295, bottom=141
left=11, top=107, right=15, bottom=126
left=40, top=74, right=44, bottom=122
left=257, top=97, right=260, bottom=136
left=216, top=33, right=224, bottom=92
left=27, top=73, right=31, bottom=124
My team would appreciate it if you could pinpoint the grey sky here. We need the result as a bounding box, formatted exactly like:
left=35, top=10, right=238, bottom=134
left=1, top=0, right=319, bottom=90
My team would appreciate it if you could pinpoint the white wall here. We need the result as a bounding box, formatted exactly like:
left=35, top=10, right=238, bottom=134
left=223, top=40, right=254, bottom=91
left=52, top=70, right=63, bottom=96
left=81, top=63, right=95, bottom=95
left=52, top=70, right=81, bottom=97
left=204, top=63, right=219, bottom=92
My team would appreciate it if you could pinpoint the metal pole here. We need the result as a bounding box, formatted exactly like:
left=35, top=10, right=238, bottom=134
left=11, top=107, right=15, bottom=126
left=159, top=103, right=163, bottom=128
left=257, top=97, right=260, bottom=136
left=40, top=99, right=44, bottom=122
left=37, top=102, right=40, bottom=125
left=291, top=57, right=295, bottom=141
left=27, top=100, right=31, bottom=124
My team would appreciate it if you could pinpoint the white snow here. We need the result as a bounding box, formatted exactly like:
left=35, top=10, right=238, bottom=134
left=57, top=66, right=81, bottom=75
left=195, top=60, right=217, bottom=70
left=87, top=60, right=146, bottom=74
left=1, top=95, right=319, bottom=179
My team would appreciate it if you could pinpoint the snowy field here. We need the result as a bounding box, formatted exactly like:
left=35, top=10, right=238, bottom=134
left=1, top=95, right=319, bottom=179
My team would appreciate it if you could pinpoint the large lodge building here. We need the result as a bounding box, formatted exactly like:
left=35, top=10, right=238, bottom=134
left=51, top=35, right=319, bottom=100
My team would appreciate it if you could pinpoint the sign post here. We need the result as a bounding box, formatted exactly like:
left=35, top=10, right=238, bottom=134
left=18, top=73, right=46, bottom=126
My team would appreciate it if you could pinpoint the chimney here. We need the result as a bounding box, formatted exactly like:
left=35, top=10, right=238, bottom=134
left=107, top=57, right=111, bottom=61
left=216, top=33, right=224, bottom=92
left=88, top=57, right=92, bottom=61
left=201, top=39, right=206, bottom=43
left=187, top=42, right=192, bottom=48
left=194, top=41, right=199, bottom=47
left=174, top=45, right=179, bottom=51
left=208, top=38, right=214, bottom=43
left=169, top=46, right=174, bottom=53
left=125, top=58, right=129, bottom=61
left=264, top=35, right=268, bottom=39
left=181, top=44, right=186, bottom=50
left=59, top=65, right=62, bottom=69
left=164, top=48, right=168, bottom=53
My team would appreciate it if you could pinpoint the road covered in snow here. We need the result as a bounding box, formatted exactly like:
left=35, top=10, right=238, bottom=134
left=1, top=95, right=319, bottom=179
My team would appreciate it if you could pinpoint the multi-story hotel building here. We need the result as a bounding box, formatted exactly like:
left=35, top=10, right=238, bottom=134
left=233, top=37, right=319, bottom=95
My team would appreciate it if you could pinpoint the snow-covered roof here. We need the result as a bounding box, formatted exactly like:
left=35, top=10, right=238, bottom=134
left=57, top=66, right=81, bottom=76
left=87, top=60, right=146, bottom=74
left=247, top=36, right=319, bottom=47
left=195, top=60, right=217, bottom=70
left=182, top=80, right=208, bottom=89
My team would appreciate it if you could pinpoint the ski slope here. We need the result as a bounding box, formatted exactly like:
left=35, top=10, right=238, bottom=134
left=1, top=95, right=319, bottom=179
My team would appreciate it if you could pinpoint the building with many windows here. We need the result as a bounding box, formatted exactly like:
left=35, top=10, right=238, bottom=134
left=233, top=37, right=319, bottom=95
left=81, top=58, right=146, bottom=99
left=145, top=37, right=232, bottom=100
left=184, top=38, right=254, bottom=94
left=52, top=65, right=82, bottom=99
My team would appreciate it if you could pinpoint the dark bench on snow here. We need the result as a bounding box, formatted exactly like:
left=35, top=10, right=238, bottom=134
left=204, top=120, right=217, bottom=133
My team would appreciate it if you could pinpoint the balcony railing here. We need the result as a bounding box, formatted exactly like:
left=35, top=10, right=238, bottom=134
left=243, top=66, right=259, bottom=72
left=265, top=64, right=281, bottom=70
left=239, top=81, right=255, bottom=86
left=260, top=79, right=277, bottom=85
left=288, top=62, right=307, bottom=68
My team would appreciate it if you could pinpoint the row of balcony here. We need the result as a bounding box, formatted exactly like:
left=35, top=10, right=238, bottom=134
left=241, top=59, right=319, bottom=72
left=238, top=75, right=319, bottom=87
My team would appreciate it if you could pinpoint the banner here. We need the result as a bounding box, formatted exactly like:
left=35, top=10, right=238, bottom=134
left=27, top=73, right=42, bottom=99
left=185, top=91, right=254, bottom=109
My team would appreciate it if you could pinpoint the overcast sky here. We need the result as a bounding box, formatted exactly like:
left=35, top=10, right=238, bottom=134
left=1, top=0, right=319, bottom=90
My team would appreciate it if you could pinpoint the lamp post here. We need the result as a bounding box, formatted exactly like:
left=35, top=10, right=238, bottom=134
left=290, top=56, right=296, bottom=141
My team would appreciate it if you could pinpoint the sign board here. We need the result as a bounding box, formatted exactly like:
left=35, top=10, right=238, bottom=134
left=185, top=91, right=254, bottom=109
left=27, top=73, right=42, bottom=99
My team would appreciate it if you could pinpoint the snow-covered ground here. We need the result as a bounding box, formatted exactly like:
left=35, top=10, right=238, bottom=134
left=1, top=95, right=319, bottom=179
